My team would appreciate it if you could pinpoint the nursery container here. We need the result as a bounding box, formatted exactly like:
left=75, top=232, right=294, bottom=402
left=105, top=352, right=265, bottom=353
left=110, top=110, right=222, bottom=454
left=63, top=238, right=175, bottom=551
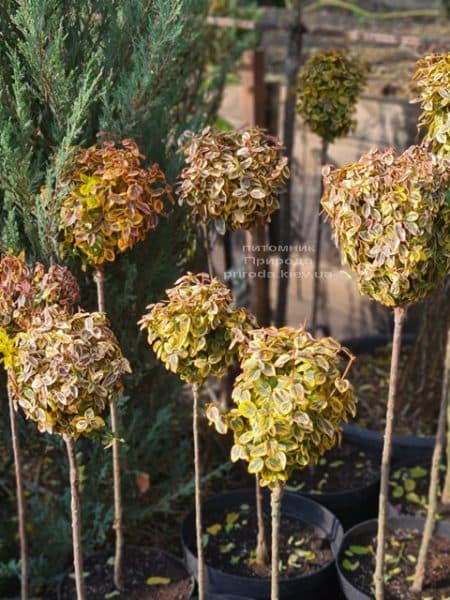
left=341, top=334, right=436, bottom=464
left=337, top=516, right=450, bottom=599
left=56, top=546, right=194, bottom=600
left=300, top=477, right=380, bottom=531
left=181, top=488, right=343, bottom=600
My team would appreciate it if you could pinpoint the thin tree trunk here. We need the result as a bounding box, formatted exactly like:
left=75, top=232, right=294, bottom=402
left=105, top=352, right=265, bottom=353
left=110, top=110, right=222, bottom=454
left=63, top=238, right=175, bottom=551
left=7, top=385, right=28, bottom=600
left=275, top=0, right=304, bottom=327
left=311, top=138, right=329, bottom=334
left=94, top=267, right=124, bottom=590
left=64, top=436, right=86, bottom=600
left=374, top=306, right=407, bottom=600
left=201, top=223, right=214, bottom=279
left=255, top=474, right=269, bottom=567
left=441, top=327, right=450, bottom=504
left=412, top=326, right=450, bottom=591
left=192, top=383, right=205, bottom=600
left=270, top=482, right=284, bottom=600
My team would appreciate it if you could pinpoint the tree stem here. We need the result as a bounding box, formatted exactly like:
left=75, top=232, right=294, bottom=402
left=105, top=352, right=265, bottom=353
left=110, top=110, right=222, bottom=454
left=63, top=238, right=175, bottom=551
left=192, top=384, right=205, bottom=600
left=201, top=223, right=214, bottom=279
left=412, top=327, right=449, bottom=591
left=311, top=138, right=328, bottom=335
left=7, top=384, right=28, bottom=600
left=442, top=326, right=450, bottom=505
left=270, top=482, right=284, bottom=600
left=255, top=474, right=269, bottom=567
left=94, top=267, right=124, bottom=590
left=374, top=306, right=406, bottom=600
left=65, top=436, right=86, bottom=600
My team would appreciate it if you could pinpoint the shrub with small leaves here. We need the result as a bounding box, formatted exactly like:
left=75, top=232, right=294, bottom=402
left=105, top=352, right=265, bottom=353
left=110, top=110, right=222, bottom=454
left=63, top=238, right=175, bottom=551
left=178, top=127, right=289, bottom=232
left=9, top=306, right=131, bottom=437
left=296, top=49, right=368, bottom=143
left=0, top=252, right=80, bottom=334
left=139, top=272, right=256, bottom=384
left=321, top=145, right=450, bottom=307
left=60, top=139, right=174, bottom=268
left=207, top=327, right=356, bottom=489
left=413, top=52, right=450, bottom=157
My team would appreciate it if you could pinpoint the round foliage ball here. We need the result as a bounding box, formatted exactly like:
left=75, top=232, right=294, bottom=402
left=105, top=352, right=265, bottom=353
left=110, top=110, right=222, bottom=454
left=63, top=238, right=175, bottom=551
left=178, top=127, right=289, bottom=232
left=321, top=145, right=450, bottom=307
left=9, top=307, right=131, bottom=438
left=139, top=272, right=256, bottom=385
left=296, top=49, right=368, bottom=143
left=413, top=52, right=450, bottom=157
left=207, top=326, right=356, bottom=489
left=60, top=139, right=173, bottom=268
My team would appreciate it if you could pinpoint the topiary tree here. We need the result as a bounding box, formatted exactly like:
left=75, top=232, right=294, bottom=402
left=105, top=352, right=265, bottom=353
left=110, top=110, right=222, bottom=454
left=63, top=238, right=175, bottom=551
left=208, top=326, right=356, bottom=600
left=178, top=126, right=288, bottom=322
left=296, top=49, right=368, bottom=333
left=139, top=272, right=255, bottom=600
left=0, top=253, right=80, bottom=600
left=409, top=52, right=450, bottom=592
left=8, top=306, right=130, bottom=600
left=179, top=126, right=288, bottom=234
left=59, top=137, right=173, bottom=590
left=321, top=144, right=450, bottom=600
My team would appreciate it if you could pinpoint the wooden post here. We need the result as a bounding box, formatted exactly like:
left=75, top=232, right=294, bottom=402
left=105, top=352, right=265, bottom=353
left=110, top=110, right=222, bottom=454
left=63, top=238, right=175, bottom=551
left=241, top=48, right=272, bottom=326
left=275, top=1, right=304, bottom=327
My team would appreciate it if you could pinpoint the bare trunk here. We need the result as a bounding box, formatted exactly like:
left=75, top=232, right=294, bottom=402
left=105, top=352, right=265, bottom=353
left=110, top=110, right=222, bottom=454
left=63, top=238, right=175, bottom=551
left=275, top=0, right=304, bottom=327
left=201, top=223, right=214, bottom=279
left=94, top=267, right=124, bottom=590
left=7, top=384, right=28, bottom=600
left=255, top=475, right=269, bottom=567
left=270, top=482, right=284, bottom=600
left=311, top=138, right=329, bottom=334
left=397, top=282, right=449, bottom=422
left=192, top=384, right=205, bottom=600
left=374, top=306, right=407, bottom=600
left=64, top=436, right=86, bottom=600
left=441, top=326, right=450, bottom=504
left=412, top=327, right=449, bottom=590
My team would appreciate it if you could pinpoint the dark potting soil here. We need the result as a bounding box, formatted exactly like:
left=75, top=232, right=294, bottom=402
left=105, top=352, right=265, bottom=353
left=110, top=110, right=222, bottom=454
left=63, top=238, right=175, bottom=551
left=58, top=546, right=192, bottom=600
left=202, top=502, right=332, bottom=578
left=287, top=444, right=379, bottom=494
left=348, top=344, right=436, bottom=437
left=340, top=527, right=450, bottom=599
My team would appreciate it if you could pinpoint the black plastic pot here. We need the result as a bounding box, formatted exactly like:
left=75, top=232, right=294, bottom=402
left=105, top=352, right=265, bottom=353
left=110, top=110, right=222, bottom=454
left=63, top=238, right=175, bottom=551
left=341, top=334, right=436, bottom=465
left=337, top=516, right=450, bottom=599
left=56, top=546, right=194, bottom=600
left=181, top=488, right=343, bottom=600
left=298, top=475, right=380, bottom=531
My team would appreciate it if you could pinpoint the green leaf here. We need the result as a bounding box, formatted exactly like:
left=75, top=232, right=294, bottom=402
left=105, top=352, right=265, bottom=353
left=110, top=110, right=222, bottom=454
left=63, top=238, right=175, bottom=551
left=404, top=478, right=415, bottom=492
left=206, top=523, right=222, bottom=536
left=220, top=542, right=235, bottom=554
left=406, top=492, right=421, bottom=504
left=392, top=485, right=404, bottom=499
left=342, top=559, right=360, bottom=572
left=409, top=466, right=428, bottom=479
left=146, top=577, right=171, bottom=586
left=104, top=592, right=120, bottom=599
left=349, top=545, right=370, bottom=555
left=248, top=458, right=264, bottom=474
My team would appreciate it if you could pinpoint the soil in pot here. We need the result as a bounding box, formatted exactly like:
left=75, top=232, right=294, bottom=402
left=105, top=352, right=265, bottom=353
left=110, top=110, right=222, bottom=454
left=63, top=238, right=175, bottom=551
left=202, top=502, right=332, bottom=579
left=389, top=463, right=450, bottom=521
left=346, top=340, right=439, bottom=438
left=58, top=546, right=193, bottom=600
left=287, top=445, right=379, bottom=495
left=340, top=525, right=450, bottom=599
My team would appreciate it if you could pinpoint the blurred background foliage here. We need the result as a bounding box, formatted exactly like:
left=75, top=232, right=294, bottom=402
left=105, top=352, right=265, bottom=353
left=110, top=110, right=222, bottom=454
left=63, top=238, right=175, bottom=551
left=0, top=0, right=255, bottom=595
